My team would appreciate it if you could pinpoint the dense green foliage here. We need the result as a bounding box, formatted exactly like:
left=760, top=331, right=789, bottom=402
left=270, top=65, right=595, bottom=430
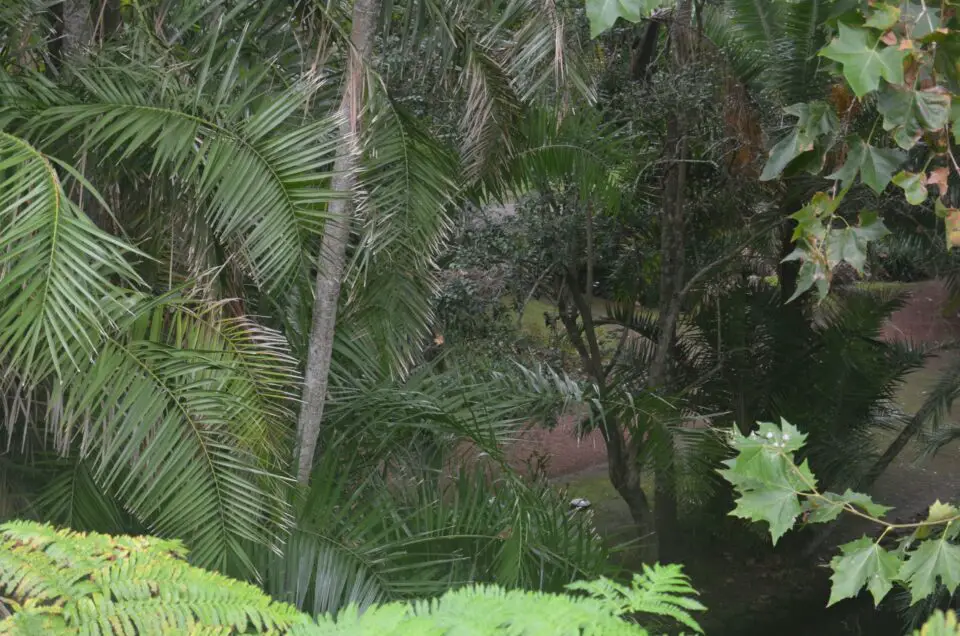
left=6, top=0, right=960, bottom=632
left=722, top=418, right=960, bottom=608
left=0, top=0, right=609, bottom=619
left=0, top=521, right=702, bottom=635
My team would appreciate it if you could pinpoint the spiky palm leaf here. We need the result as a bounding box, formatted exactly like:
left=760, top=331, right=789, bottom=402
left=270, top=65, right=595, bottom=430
left=38, top=301, right=297, bottom=573
left=27, top=65, right=339, bottom=296
left=262, top=363, right=604, bottom=617
left=385, top=0, right=593, bottom=182
left=342, top=96, right=459, bottom=376
left=0, top=133, right=143, bottom=383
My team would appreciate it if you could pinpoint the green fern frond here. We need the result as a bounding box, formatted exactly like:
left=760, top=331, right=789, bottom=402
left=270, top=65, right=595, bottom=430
left=313, top=583, right=651, bottom=635
left=0, top=521, right=309, bottom=635
left=567, top=563, right=706, bottom=633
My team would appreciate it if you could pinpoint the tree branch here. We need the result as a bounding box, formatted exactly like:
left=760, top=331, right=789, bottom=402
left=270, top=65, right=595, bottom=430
left=679, top=219, right=780, bottom=300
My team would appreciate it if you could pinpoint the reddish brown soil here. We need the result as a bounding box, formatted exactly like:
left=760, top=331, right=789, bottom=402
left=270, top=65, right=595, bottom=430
left=512, top=281, right=960, bottom=480
left=880, top=280, right=960, bottom=344
left=507, top=414, right=608, bottom=477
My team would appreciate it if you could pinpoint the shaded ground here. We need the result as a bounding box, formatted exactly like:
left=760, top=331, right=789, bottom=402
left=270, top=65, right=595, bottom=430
left=513, top=281, right=960, bottom=634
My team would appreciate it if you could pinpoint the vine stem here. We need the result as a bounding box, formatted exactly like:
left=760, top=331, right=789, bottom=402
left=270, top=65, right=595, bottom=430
left=778, top=446, right=960, bottom=531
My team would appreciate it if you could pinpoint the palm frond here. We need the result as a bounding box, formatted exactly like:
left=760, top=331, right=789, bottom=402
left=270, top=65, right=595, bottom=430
left=30, top=62, right=339, bottom=296
left=34, top=458, right=136, bottom=533
left=723, top=0, right=784, bottom=53
left=343, top=97, right=459, bottom=376
left=385, top=0, right=593, bottom=182
left=774, top=0, right=831, bottom=104
left=44, top=301, right=296, bottom=574
left=264, top=441, right=607, bottom=617
left=0, top=132, right=143, bottom=383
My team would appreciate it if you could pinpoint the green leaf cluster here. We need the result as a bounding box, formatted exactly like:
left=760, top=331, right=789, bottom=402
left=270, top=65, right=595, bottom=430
left=0, top=521, right=705, bottom=635
left=755, top=1, right=960, bottom=301
left=584, top=0, right=671, bottom=37
left=720, top=419, right=960, bottom=612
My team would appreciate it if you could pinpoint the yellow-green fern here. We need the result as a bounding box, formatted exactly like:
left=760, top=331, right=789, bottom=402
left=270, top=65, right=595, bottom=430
left=0, top=521, right=709, bottom=635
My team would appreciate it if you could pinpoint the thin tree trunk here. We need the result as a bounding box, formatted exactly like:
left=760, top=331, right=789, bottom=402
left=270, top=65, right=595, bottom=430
left=650, top=0, right=692, bottom=562
left=558, top=275, right=656, bottom=560
left=62, top=0, right=93, bottom=58
left=296, top=0, right=380, bottom=484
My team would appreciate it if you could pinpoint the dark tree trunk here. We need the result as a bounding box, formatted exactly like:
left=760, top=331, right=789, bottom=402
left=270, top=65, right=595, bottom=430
left=649, top=0, right=693, bottom=564
left=558, top=269, right=657, bottom=560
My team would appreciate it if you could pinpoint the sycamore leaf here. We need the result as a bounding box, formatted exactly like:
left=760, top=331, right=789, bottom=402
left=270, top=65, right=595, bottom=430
left=803, top=494, right=846, bottom=524
left=789, top=259, right=830, bottom=302
left=823, top=213, right=890, bottom=275
left=828, top=537, right=901, bottom=606
left=719, top=421, right=811, bottom=543
left=802, top=488, right=887, bottom=524
left=865, top=3, right=901, bottom=31
left=729, top=488, right=802, bottom=545
left=878, top=85, right=952, bottom=149
left=785, top=101, right=841, bottom=138
left=905, top=2, right=941, bottom=40
left=917, top=501, right=960, bottom=539
left=926, top=168, right=950, bottom=198
left=853, top=211, right=891, bottom=242
left=789, top=191, right=844, bottom=241
left=819, top=23, right=908, bottom=97
left=893, top=171, right=929, bottom=204
left=839, top=489, right=894, bottom=518
left=936, top=35, right=960, bottom=96
left=827, top=136, right=905, bottom=193
left=899, top=539, right=960, bottom=604
left=760, top=129, right=816, bottom=181
left=928, top=501, right=960, bottom=524
left=585, top=0, right=665, bottom=37
left=825, top=228, right=867, bottom=271
left=761, top=103, right=838, bottom=181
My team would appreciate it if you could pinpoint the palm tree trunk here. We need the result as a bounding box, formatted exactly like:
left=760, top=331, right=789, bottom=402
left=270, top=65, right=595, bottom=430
left=296, top=0, right=380, bottom=484
left=62, top=0, right=93, bottom=58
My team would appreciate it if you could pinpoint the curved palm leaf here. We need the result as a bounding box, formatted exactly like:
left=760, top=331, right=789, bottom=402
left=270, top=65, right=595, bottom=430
left=29, top=62, right=339, bottom=296
left=0, top=133, right=143, bottom=383
left=44, top=301, right=297, bottom=573
left=342, top=96, right=459, bottom=376
left=386, top=0, right=593, bottom=182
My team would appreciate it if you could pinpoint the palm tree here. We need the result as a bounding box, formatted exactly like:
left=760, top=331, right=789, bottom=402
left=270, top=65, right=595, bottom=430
left=0, top=0, right=606, bottom=610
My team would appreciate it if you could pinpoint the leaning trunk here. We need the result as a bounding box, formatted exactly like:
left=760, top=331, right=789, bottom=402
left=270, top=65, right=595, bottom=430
left=296, top=0, right=380, bottom=484
left=605, top=420, right=657, bottom=560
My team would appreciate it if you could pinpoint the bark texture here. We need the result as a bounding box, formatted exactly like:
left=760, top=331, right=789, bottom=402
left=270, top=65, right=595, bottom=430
left=296, top=0, right=380, bottom=484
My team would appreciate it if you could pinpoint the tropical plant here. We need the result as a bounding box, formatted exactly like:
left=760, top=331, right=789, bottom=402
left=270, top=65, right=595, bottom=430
left=0, top=520, right=702, bottom=635
left=0, top=0, right=610, bottom=613
left=720, top=418, right=960, bottom=623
